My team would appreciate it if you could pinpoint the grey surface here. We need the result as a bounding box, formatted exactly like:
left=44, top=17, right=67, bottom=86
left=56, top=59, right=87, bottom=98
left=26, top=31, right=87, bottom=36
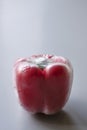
left=0, top=0, right=87, bottom=130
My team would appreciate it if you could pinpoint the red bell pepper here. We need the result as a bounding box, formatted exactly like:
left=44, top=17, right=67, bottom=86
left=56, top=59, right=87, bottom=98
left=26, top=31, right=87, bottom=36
left=13, top=54, right=73, bottom=114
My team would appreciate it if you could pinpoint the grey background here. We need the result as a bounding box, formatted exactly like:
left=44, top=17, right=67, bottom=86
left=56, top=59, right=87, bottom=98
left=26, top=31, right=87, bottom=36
left=0, top=0, right=87, bottom=130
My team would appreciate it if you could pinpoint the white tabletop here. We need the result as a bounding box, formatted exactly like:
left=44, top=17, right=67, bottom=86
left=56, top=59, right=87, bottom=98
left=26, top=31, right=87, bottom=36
left=0, top=0, right=87, bottom=130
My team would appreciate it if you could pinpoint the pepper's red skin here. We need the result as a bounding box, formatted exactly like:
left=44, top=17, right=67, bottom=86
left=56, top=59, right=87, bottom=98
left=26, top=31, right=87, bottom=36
left=13, top=55, right=73, bottom=114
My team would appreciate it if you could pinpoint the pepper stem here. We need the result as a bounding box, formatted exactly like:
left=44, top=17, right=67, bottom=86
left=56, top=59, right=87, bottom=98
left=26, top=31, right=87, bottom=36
left=34, top=57, right=48, bottom=69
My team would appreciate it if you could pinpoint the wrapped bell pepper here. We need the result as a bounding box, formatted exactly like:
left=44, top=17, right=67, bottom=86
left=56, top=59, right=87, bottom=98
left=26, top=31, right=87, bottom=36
left=13, top=54, right=73, bottom=114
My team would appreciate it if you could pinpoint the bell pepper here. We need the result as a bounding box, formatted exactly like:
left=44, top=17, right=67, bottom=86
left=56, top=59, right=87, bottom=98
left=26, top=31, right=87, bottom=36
left=13, top=54, right=73, bottom=114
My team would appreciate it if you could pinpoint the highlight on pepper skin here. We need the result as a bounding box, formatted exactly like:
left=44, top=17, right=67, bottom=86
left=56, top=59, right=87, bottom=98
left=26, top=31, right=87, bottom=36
left=13, top=54, right=73, bottom=115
